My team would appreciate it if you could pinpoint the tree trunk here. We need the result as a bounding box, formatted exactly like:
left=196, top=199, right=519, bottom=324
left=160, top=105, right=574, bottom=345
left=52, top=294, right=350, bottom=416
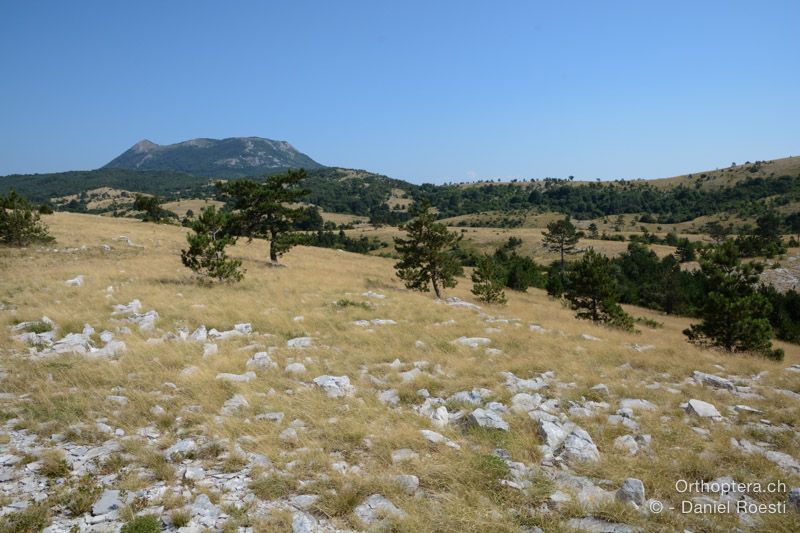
left=269, top=232, right=278, bottom=262
left=432, top=277, right=442, bottom=299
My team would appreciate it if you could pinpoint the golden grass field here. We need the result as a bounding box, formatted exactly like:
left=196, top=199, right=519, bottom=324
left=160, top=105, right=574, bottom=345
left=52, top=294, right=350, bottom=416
left=0, top=213, right=799, bottom=531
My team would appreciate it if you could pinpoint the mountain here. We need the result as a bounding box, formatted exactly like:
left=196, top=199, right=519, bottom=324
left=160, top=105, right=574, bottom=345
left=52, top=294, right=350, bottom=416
left=103, top=137, right=324, bottom=177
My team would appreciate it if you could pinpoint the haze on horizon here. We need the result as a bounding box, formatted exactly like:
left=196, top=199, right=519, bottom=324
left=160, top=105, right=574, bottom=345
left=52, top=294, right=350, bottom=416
left=1, top=1, right=798, bottom=184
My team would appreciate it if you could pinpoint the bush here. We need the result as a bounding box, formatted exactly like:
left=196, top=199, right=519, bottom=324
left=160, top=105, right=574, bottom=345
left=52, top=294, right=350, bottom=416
left=565, top=249, right=633, bottom=330
left=0, top=502, right=51, bottom=532
left=471, top=255, right=507, bottom=304
left=0, top=189, right=54, bottom=246
left=120, top=514, right=161, bottom=533
left=181, top=206, right=244, bottom=283
left=684, top=242, right=783, bottom=359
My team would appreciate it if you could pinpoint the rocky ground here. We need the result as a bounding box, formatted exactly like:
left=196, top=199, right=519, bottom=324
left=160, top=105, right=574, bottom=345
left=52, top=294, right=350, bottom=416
left=0, top=213, right=799, bottom=532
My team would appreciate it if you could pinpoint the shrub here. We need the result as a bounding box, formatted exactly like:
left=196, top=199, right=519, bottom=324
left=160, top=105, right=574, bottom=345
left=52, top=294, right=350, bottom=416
left=471, top=255, right=507, bottom=304
left=181, top=206, right=244, bottom=283
left=120, top=514, right=161, bottom=533
left=0, top=189, right=54, bottom=246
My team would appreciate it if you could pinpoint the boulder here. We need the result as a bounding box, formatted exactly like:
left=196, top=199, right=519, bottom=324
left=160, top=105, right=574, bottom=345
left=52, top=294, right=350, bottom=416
left=216, top=371, right=256, bottom=383
left=65, top=275, right=85, bottom=287
left=467, top=408, right=509, bottom=431
left=538, top=420, right=568, bottom=448
left=561, top=427, right=600, bottom=463
left=313, top=375, right=355, bottom=398
left=685, top=399, right=721, bottom=418
left=454, top=336, right=491, bottom=348
left=616, top=478, right=645, bottom=506
left=246, top=351, right=277, bottom=370
left=420, top=429, right=460, bottom=449
left=692, top=370, right=735, bottom=390
left=353, top=494, right=406, bottom=525
left=288, top=337, right=313, bottom=348
left=282, top=362, right=306, bottom=376
left=92, top=489, right=121, bottom=515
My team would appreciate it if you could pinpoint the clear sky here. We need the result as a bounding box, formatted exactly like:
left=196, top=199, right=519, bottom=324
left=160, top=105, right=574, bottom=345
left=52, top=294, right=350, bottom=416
left=1, top=1, right=798, bottom=183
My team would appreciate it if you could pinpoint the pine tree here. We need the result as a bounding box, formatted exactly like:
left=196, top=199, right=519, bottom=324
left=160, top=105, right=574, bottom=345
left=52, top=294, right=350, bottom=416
left=218, top=169, right=310, bottom=263
left=181, top=206, right=244, bottom=283
left=684, top=241, right=782, bottom=359
left=565, top=249, right=633, bottom=330
left=471, top=255, right=507, bottom=304
left=0, top=189, right=54, bottom=246
left=542, top=216, right=579, bottom=269
left=394, top=201, right=462, bottom=298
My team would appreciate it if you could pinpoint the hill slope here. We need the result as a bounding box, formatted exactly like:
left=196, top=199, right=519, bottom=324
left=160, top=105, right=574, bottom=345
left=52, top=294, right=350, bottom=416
left=0, top=213, right=798, bottom=531
left=103, top=137, right=324, bottom=177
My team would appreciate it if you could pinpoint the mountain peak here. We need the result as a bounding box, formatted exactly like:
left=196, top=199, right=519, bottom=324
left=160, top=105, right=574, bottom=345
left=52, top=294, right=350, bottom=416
left=103, top=137, right=323, bottom=177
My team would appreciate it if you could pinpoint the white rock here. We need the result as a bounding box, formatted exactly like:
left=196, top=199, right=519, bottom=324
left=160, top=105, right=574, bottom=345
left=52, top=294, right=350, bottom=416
left=685, top=399, right=721, bottom=418
left=391, top=448, right=419, bottom=463
left=285, top=362, right=307, bottom=375
left=353, top=494, right=405, bottom=525
left=312, top=375, right=355, bottom=398
left=203, top=343, right=218, bottom=357
left=613, top=435, right=639, bottom=455
left=467, top=408, right=509, bottom=431
left=247, top=351, right=277, bottom=370
left=392, top=474, right=420, bottom=494
left=561, top=427, right=600, bottom=462
left=216, top=371, right=256, bottom=383
left=221, top=394, right=249, bottom=415
left=378, top=389, right=400, bottom=405
left=65, top=275, right=85, bottom=287
left=420, top=429, right=460, bottom=449
left=288, top=337, right=313, bottom=348
left=454, top=336, right=491, bottom=348
left=184, top=466, right=205, bottom=481
left=616, top=478, right=645, bottom=506
left=164, top=439, right=197, bottom=459
left=92, top=489, right=121, bottom=515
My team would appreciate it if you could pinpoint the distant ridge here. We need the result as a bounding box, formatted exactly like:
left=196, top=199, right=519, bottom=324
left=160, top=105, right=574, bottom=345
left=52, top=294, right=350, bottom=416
left=103, top=136, right=324, bottom=178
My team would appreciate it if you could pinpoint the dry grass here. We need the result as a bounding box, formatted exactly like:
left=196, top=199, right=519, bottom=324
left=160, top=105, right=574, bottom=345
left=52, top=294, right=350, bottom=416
left=0, top=212, right=798, bottom=530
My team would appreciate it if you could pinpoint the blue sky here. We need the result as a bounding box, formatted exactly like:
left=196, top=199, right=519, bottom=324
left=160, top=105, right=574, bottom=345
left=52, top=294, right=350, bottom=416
left=1, top=1, right=798, bottom=183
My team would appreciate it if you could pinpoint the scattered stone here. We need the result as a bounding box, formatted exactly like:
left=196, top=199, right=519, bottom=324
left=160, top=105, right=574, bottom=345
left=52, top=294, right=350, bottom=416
left=685, top=398, right=721, bottom=418
left=619, top=398, right=657, bottom=411
left=164, top=439, right=197, bottom=459
left=789, top=487, right=800, bottom=512
left=538, top=419, right=569, bottom=448
left=692, top=370, right=735, bottom=390
left=285, top=362, right=307, bottom=375
left=581, top=333, right=601, bottom=341
left=420, top=429, right=460, bottom=449
left=221, top=394, right=249, bottom=415
left=616, top=478, right=645, bottom=506
left=510, top=392, right=543, bottom=413
left=288, top=337, right=313, bottom=348
left=353, top=494, right=406, bottom=525
left=590, top=384, right=610, bottom=398
left=313, top=375, right=355, bottom=398
left=391, top=448, right=419, bottom=464
left=203, top=343, right=218, bottom=357
left=613, top=435, right=639, bottom=455
left=65, top=275, right=85, bottom=287
left=216, top=371, right=256, bottom=383
left=467, top=408, right=509, bottom=431
left=561, top=427, right=600, bottom=463
left=246, top=351, right=277, bottom=370
left=392, top=474, right=420, bottom=494
left=92, top=489, right=121, bottom=515
left=454, top=336, right=491, bottom=348
left=378, top=389, right=400, bottom=405
left=184, top=465, right=205, bottom=481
